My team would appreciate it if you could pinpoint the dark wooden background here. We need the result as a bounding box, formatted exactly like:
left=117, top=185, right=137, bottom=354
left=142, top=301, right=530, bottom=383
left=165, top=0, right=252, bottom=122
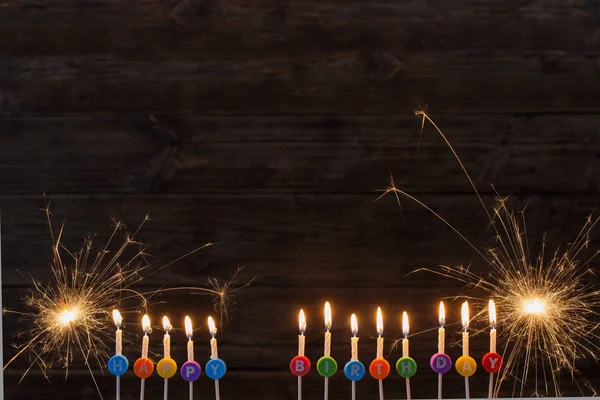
left=2, top=0, right=600, bottom=399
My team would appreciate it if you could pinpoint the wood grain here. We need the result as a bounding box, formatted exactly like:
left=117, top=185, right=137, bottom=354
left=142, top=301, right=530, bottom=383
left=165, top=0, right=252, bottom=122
left=2, top=54, right=600, bottom=115
left=1, top=115, right=599, bottom=194
left=1, top=194, right=597, bottom=287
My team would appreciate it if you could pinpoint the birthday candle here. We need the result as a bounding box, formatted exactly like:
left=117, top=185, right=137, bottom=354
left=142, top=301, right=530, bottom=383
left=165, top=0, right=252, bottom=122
left=321, top=302, right=334, bottom=400
left=142, top=315, right=150, bottom=359
left=158, top=316, right=176, bottom=400
left=347, top=314, right=362, bottom=400
left=351, top=314, right=358, bottom=362
left=376, top=308, right=384, bottom=360
left=136, top=314, right=153, bottom=400
left=438, top=302, right=445, bottom=354
left=369, top=307, right=390, bottom=400
left=432, top=301, right=451, bottom=400
left=402, top=312, right=411, bottom=400
left=181, top=316, right=201, bottom=400
left=207, top=316, right=226, bottom=400
left=455, top=302, right=477, bottom=400
left=484, top=300, right=504, bottom=398
left=108, top=310, right=127, bottom=400
left=295, top=310, right=308, bottom=400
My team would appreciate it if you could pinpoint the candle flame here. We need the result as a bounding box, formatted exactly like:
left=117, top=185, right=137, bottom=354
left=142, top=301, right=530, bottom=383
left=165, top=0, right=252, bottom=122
left=112, top=309, right=122, bottom=328
left=208, top=316, right=217, bottom=337
left=324, top=301, right=332, bottom=330
left=351, top=313, right=358, bottom=336
left=461, top=301, right=469, bottom=330
left=489, top=299, right=497, bottom=328
left=185, top=316, right=193, bottom=339
left=376, top=307, right=384, bottom=336
left=142, top=314, right=151, bottom=334
left=298, top=309, right=306, bottom=334
left=439, top=301, right=446, bottom=327
left=402, top=311, right=409, bottom=336
left=162, top=316, right=172, bottom=333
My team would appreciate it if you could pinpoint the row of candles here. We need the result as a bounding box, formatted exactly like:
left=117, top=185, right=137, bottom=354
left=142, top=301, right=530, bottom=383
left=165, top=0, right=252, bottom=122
left=107, top=311, right=224, bottom=400
left=291, top=301, right=502, bottom=400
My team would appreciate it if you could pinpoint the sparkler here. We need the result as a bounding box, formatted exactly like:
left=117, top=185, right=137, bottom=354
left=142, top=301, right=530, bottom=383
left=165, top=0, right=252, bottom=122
left=4, top=203, right=251, bottom=398
left=379, top=111, right=600, bottom=397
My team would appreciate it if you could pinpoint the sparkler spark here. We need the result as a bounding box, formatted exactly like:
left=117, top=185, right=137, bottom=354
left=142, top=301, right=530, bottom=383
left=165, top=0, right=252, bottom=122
left=5, top=202, right=251, bottom=397
left=380, top=111, right=600, bottom=397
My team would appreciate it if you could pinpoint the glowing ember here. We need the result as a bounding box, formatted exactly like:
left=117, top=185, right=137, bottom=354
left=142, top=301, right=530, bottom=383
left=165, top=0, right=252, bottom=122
left=523, top=298, right=546, bottom=315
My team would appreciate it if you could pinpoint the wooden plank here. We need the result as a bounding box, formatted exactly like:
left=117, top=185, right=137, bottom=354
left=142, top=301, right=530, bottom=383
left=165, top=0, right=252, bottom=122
left=1, top=0, right=599, bottom=58
left=1, top=194, right=597, bottom=288
left=1, top=115, right=600, bottom=194
left=2, top=53, right=600, bottom=115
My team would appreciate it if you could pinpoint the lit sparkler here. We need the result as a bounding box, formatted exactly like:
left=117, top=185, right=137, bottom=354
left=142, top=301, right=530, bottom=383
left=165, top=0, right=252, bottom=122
left=379, top=111, right=600, bottom=397
left=4, top=202, right=251, bottom=397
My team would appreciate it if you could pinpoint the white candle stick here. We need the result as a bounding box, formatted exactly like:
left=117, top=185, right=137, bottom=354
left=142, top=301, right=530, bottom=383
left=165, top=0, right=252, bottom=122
left=185, top=316, right=194, bottom=400
left=402, top=311, right=411, bottom=400
left=140, top=315, right=151, bottom=400
left=208, top=316, right=221, bottom=400
left=298, top=310, right=307, bottom=400
left=162, top=316, right=172, bottom=400
left=462, top=302, right=471, bottom=400
left=350, top=314, right=359, bottom=400
left=376, top=307, right=385, bottom=400
left=489, top=300, right=497, bottom=399
left=324, top=301, right=332, bottom=400
left=113, top=310, right=123, bottom=400
left=438, top=302, right=446, bottom=400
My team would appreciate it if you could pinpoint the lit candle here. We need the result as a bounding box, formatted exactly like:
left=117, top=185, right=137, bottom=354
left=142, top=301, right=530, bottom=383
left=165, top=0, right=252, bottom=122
left=320, top=302, right=335, bottom=400
left=351, top=314, right=358, bottom=362
left=462, top=302, right=469, bottom=358
left=142, top=315, right=150, bottom=359
left=438, top=302, right=445, bottom=354
left=376, top=307, right=384, bottom=359
left=157, top=316, right=177, bottom=400
left=402, top=312, right=412, bottom=400
left=299, top=309, right=306, bottom=357
left=369, top=307, right=390, bottom=400
left=436, top=302, right=447, bottom=400
left=489, top=300, right=497, bottom=353
left=181, top=316, right=201, bottom=400
left=136, top=314, right=153, bottom=400
left=108, top=310, right=127, bottom=400
left=487, top=300, right=499, bottom=399
left=349, top=314, right=360, bottom=400
left=207, top=316, right=226, bottom=400
left=294, top=309, right=308, bottom=400
left=455, top=301, right=477, bottom=400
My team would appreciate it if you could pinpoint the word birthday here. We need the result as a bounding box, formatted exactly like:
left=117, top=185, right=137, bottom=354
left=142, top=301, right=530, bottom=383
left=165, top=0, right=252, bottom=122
left=290, top=301, right=503, bottom=400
